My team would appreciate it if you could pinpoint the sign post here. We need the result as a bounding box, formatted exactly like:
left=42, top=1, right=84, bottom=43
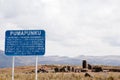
left=12, top=56, right=15, bottom=80
left=5, top=30, right=45, bottom=80
left=35, top=56, right=38, bottom=80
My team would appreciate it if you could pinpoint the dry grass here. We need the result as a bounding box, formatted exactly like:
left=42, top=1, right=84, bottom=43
left=0, top=72, right=120, bottom=80
left=0, top=65, right=120, bottom=80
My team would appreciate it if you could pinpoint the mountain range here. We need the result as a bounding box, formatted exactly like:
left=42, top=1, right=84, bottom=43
left=0, top=50, right=120, bottom=68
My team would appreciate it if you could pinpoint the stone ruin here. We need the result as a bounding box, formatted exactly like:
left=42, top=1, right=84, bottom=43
left=28, top=60, right=120, bottom=73
left=82, top=60, right=87, bottom=69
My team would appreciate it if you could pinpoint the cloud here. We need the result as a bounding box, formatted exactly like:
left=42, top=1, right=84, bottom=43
left=0, top=0, right=120, bottom=57
left=103, top=35, right=120, bottom=47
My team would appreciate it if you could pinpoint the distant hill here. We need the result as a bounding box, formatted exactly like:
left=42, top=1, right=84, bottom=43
left=0, top=50, right=120, bottom=68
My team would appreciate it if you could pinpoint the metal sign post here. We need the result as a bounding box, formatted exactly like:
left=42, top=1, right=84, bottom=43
left=12, top=56, right=15, bottom=80
left=35, top=56, right=38, bottom=80
left=5, top=30, right=45, bottom=80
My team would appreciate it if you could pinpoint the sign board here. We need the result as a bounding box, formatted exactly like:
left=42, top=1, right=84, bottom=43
left=5, top=30, right=45, bottom=56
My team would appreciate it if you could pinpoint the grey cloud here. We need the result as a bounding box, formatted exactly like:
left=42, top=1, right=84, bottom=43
left=0, top=0, right=44, bottom=18
left=103, top=36, right=120, bottom=47
left=1, top=0, right=120, bottom=56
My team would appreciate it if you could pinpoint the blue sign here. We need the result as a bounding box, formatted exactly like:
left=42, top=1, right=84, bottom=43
left=5, top=30, right=45, bottom=56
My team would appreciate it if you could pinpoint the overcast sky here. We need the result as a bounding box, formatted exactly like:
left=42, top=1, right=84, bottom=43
left=0, top=0, right=120, bottom=57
